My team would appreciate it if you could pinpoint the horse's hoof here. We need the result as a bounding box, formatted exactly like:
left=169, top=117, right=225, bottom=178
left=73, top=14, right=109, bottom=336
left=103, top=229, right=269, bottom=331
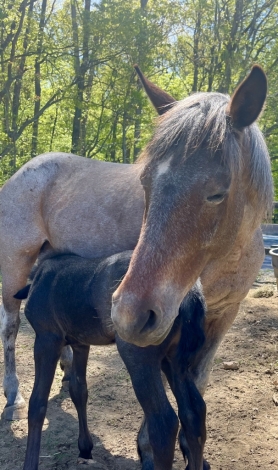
left=1, top=402, right=28, bottom=420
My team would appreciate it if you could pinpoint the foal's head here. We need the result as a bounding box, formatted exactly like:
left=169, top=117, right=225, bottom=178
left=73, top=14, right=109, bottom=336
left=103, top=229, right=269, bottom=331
left=112, top=66, right=273, bottom=347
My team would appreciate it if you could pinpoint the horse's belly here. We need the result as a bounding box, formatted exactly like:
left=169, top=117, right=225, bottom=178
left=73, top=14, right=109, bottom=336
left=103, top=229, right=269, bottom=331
left=47, top=213, right=143, bottom=258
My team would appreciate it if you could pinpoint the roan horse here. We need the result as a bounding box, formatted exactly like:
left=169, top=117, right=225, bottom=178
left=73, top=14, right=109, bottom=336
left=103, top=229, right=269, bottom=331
left=0, top=65, right=273, bottom=420
left=15, top=251, right=207, bottom=470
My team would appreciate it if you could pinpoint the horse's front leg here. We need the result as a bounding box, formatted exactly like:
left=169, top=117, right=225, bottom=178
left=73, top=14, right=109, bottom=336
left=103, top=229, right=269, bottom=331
left=137, top=373, right=169, bottom=468
left=191, top=303, right=240, bottom=396
left=0, top=304, right=25, bottom=420
left=172, top=304, right=241, bottom=469
left=162, top=359, right=207, bottom=470
left=0, top=257, right=38, bottom=420
left=116, top=337, right=179, bottom=470
left=69, top=344, right=93, bottom=460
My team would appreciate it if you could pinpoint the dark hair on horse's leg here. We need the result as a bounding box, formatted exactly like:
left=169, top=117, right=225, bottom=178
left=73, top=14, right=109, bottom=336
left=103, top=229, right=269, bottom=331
left=177, top=290, right=206, bottom=374
left=116, top=336, right=178, bottom=470
left=137, top=416, right=154, bottom=469
left=178, top=381, right=206, bottom=470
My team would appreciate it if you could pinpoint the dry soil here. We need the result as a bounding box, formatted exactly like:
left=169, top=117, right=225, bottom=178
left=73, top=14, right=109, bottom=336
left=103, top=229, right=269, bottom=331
left=0, top=271, right=277, bottom=470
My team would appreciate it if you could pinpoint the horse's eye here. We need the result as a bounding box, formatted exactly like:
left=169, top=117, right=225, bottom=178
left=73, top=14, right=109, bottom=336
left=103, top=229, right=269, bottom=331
left=206, top=193, right=226, bottom=204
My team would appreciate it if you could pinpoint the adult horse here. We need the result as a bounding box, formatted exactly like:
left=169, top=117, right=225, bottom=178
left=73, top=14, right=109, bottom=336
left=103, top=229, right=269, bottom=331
left=0, top=65, right=272, bottom=420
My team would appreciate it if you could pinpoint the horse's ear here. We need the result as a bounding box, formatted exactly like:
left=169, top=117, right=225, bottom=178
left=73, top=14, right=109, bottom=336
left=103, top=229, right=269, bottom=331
left=134, top=65, right=176, bottom=115
left=227, top=65, right=267, bottom=129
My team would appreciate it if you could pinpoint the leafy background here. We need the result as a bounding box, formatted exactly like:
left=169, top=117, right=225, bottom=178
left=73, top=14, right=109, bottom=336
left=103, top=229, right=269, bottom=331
left=0, top=0, right=277, bottom=204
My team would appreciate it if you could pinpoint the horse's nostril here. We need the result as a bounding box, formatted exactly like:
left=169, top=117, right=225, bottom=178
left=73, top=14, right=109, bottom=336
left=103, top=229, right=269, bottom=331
left=140, top=310, right=157, bottom=334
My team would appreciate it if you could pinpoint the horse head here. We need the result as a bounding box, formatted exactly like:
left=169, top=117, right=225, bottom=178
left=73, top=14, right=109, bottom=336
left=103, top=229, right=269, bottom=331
left=111, top=65, right=272, bottom=347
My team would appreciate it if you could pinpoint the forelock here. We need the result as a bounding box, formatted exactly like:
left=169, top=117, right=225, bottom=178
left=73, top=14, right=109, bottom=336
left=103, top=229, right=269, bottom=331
left=137, top=91, right=273, bottom=218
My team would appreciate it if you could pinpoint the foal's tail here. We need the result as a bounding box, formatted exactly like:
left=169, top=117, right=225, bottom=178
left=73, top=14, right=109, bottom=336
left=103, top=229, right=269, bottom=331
left=14, top=284, right=31, bottom=300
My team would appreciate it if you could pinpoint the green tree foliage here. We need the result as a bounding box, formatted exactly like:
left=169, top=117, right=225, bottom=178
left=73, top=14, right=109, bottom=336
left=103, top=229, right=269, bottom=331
left=0, top=0, right=277, bottom=200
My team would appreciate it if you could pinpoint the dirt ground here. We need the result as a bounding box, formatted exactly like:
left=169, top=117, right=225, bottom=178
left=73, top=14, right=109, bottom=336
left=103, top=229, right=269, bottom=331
left=0, top=271, right=277, bottom=470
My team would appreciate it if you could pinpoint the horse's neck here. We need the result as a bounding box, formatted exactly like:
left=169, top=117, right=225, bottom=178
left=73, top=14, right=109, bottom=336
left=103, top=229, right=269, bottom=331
left=201, top=207, right=264, bottom=311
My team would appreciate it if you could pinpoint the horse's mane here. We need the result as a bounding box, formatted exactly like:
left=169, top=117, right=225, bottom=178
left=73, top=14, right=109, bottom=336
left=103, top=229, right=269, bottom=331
left=138, top=92, right=273, bottom=218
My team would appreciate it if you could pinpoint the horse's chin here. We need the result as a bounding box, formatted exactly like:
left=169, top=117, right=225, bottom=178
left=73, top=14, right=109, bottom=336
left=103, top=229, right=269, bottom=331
left=151, top=319, right=175, bottom=346
left=128, top=318, right=176, bottom=348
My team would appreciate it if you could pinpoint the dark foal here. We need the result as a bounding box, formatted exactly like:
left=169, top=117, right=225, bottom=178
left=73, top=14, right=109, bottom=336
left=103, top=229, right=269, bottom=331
left=15, top=252, right=207, bottom=470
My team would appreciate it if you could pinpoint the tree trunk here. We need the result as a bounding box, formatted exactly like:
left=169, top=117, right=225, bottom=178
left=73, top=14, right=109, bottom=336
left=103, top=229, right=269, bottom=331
left=219, top=0, right=243, bottom=93
left=133, top=102, right=142, bottom=161
left=110, top=114, right=118, bottom=162
left=31, top=0, right=47, bottom=158
left=49, top=105, right=59, bottom=152
left=122, top=110, right=129, bottom=163
left=9, top=0, right=34, bottom=168
left=80, top=66, right=95, bottom=156
left=192, top=10, right=201, bottom=92
left=71, top=0, right=91, bottom=155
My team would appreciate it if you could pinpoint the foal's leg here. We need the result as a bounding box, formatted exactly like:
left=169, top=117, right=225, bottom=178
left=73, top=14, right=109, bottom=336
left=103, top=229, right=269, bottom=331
left=137, top=373, right=169, bottom=468
left=23, top=333, right=63, bottom=470
left=69, top=344, right=93, bottom=460
left=117, top=338, right=179, bottom=470
left=60, top=345, right=73, bottom=388
left=162, top=359, right=206, bottom=470
left=0, top=254, right=39, bottom=420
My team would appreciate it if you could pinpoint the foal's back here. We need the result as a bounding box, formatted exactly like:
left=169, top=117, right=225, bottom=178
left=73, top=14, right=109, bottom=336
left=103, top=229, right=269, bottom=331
left=24, top=252, right=133, bottom=345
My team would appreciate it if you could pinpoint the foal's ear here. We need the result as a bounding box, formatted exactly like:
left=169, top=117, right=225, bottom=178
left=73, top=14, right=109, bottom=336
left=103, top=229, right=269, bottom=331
left=134, top=64, right=176, bottom=115
left=227, top=65, right=267, bottom=129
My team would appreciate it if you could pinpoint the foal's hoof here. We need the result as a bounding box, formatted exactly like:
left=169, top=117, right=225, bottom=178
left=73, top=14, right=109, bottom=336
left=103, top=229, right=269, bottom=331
left=1, top=402, right=28, bottom=420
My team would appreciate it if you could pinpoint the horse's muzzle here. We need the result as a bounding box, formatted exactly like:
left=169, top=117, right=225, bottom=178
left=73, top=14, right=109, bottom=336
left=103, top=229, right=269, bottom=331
left=111, top=291, right=176, bottom=347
